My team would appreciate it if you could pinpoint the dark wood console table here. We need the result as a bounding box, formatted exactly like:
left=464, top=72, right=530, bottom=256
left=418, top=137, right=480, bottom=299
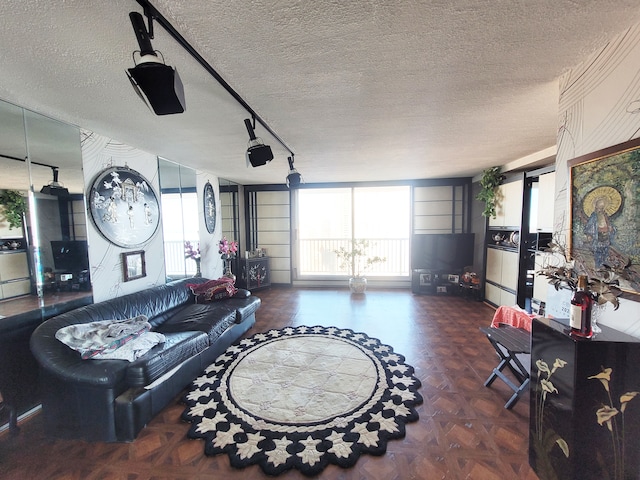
left=238, top=256, right=270, bottom=290
left=529, top=317, right=640, bottom=480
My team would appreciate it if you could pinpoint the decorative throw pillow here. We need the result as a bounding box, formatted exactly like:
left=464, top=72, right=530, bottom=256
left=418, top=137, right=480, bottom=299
left=187, top=277, right=238, bottom=303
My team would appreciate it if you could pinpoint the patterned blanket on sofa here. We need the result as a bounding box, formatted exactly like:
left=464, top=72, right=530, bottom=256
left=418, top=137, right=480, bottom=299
left=55, top=315, right=165, bottom=361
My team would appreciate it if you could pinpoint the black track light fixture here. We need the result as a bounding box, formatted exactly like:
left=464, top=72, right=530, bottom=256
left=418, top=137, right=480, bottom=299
left=40, top=167, right=69, bottom=196
left=128, top=0, right=295, bottom=164
left=286, top=155, right=303, bottom=188
left=126, top=11, right=185, bottom=115
left=244, top=118, right=274, bottom=167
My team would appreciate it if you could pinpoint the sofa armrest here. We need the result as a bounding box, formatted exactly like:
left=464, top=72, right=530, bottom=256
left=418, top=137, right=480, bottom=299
left=30, top=315, right=129, bottom=388
left=227, top=295, right=261, bottom=323
left=233, top=288, right=251, bottom=298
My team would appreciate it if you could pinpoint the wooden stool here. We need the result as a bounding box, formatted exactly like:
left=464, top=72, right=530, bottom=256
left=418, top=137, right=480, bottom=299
left=479, top=324, right=531, bottom=409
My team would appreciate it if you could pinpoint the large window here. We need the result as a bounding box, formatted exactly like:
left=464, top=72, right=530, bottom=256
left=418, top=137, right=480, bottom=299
left=297, top=186, right=411, bottom=277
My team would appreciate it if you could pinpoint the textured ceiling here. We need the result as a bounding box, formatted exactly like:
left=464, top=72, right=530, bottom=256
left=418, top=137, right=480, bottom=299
left=1, top=0, right=640, bottom=189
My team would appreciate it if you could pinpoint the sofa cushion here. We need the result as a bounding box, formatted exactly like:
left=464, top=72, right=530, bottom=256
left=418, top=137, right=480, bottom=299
left=156, top=304, right=237, bottom=342
left=125, top=331, right=208, bottom=387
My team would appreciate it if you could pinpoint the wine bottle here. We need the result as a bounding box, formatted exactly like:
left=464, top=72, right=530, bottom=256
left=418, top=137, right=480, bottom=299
left=569, top=275, right=593, bottom=338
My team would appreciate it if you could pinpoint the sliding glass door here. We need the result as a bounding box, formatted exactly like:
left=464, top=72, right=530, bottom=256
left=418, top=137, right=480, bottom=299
left=297, top=186, right=410, bottom=277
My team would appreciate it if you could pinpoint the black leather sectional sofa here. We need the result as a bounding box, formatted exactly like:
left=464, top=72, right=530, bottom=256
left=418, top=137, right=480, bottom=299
left=30, top=277, right=260, bottom=442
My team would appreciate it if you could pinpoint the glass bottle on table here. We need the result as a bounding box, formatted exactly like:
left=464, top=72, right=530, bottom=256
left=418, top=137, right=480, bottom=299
left=569, top=275, right=593, bottom=338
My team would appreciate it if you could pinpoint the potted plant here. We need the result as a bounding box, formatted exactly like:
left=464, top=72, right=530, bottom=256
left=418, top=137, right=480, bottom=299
left=334, top=239, right=386, bottom=293
left=0, top=189, right=27, bottom=230
left=476, top=166, right=505, bottom=218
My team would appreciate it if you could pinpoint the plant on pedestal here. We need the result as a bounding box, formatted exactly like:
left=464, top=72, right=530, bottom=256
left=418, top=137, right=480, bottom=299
left=334, top=239, right=386, bottom=293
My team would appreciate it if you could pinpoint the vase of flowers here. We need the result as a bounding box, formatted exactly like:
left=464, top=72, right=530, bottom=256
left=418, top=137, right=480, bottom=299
left=219, top=237, right=238, bottom=281
left=334, top=239, right=386, bottom=293
left=184, top=241, right=202, bottom=277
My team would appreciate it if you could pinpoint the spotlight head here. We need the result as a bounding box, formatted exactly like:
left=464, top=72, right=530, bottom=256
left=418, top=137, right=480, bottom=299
left=286, top=170, right=303, bottom=188
left=246, top=143, right=274, bottom=167
left=286, top=155, right=303, bottom=188
left=244, top=118, right=273, bottom=167
left=127, top=11, right=185, bottom=115
left=40, top=167, right=69, bottom=196
left=127, top=62, right=186, bottom=115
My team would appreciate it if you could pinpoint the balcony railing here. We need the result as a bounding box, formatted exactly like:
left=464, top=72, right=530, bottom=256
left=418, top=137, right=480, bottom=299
left=164, top=238, right=410, bottom=278
left=164, top=240, right=198, bottom=276
left=299, top=238, right=410, bottom=276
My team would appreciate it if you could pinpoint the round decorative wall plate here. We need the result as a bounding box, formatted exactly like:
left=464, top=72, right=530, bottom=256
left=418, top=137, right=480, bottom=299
left=203, top=181, right=216, bottom=234
left=88, top=166, right=160, bottom=248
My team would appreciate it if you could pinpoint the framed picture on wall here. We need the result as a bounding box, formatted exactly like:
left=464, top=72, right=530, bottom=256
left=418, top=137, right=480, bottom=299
left=88, top=166, right=160, bottom=248
left=122, top=250, right=146, bottom=282
left=569, top=137, right=640, bottom=297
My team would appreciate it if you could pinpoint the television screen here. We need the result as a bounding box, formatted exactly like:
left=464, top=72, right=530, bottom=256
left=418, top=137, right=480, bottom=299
left=411, top=233, right=474, bottom=271
left=51, top=240, right=89, bottom=272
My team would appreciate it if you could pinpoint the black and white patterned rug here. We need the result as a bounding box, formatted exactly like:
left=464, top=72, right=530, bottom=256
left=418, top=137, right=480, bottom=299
left=182, top=326, right=422, bottom=476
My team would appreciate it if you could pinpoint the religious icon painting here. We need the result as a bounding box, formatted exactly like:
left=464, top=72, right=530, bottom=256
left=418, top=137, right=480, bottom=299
left=569, top=138, right=640, bottom=296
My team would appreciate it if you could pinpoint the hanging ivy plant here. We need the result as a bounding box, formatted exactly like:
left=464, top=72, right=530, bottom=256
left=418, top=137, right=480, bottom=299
left=0, top=190, right=27, bottom=230
left=476, top=166, right=504, bottom=218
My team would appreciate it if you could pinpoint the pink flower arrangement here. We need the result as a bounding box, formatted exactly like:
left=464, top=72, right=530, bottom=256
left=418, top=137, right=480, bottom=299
left=184, top=241, right=201, bottom=260
left=218, top=237, right=238, bottom=260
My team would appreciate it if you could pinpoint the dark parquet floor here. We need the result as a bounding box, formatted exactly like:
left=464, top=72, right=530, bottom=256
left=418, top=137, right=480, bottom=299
left=0, top=286, right=539, bottom=479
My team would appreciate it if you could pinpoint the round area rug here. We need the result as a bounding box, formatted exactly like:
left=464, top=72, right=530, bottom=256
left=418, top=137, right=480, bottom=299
left=182, top=326, right=422, bottom=476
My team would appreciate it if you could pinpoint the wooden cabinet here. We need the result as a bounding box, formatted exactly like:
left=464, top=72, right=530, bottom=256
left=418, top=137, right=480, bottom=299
left=484, top=246, right=519, bottom=306
left=239, top=256, right=270, bottom=290
left=484, top=174, right=525, bottom=308
left=1, top=210, right=30, bottom=299
left=535, top=171, right=555, bottom=233
left=0, top=250, right=30, bottom=299
left=489, top=178, right=524, bottom=228
left=530, top=317, right=640, bottom=480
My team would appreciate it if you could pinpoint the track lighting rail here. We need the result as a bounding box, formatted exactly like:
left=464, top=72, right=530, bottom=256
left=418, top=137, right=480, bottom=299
left=134, top=0, right=294, bottom=156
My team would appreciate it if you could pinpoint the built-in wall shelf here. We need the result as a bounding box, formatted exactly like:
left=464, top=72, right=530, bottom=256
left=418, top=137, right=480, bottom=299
left=487, top=228, right=520, bottom=251
left=526, top=231, right=553, bottom=253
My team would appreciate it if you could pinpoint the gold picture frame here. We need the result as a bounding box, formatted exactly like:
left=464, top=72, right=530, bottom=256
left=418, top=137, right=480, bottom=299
left=569, top=137, right=640, bottom=298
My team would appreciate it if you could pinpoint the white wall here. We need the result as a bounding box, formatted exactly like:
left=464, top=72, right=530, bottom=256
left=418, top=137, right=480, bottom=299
left=551, top=22, right=640, bottom=336
left=81, top=130, right=166, bottom=302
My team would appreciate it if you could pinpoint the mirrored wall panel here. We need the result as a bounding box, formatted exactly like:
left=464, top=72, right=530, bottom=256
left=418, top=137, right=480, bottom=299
left=0, top=98, right=90, bottom=311
left=158, top=158, right=198, bottom=280
left=0, top=97, right=90, bottom=424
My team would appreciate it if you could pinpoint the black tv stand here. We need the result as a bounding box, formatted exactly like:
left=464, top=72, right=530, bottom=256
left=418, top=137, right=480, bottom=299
left=411, top=269, right=462, bottom=295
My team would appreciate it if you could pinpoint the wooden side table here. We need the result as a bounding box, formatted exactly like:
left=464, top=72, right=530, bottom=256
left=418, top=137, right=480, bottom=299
left=239, top=256, right=270, bottom=290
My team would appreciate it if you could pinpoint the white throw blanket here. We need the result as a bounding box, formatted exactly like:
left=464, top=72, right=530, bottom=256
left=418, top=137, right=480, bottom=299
left=55, top=315, right=165, bottom=361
